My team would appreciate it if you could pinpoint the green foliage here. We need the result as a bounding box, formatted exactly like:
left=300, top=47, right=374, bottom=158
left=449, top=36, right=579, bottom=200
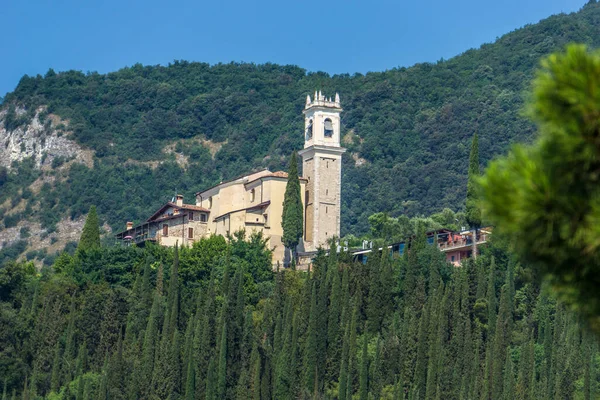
left=0, top=236, right=596, bottom=400
left=77, top=206, right=100, bottom=253
left=282, top=151, right=303, bottom=261
left=480, top=44, right=600, bottom=331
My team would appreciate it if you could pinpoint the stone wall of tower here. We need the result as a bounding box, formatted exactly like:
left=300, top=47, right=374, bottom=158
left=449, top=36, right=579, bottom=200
left=300, top=91, right=345, bottom=252
left=315, top=154, right=342, bottom=245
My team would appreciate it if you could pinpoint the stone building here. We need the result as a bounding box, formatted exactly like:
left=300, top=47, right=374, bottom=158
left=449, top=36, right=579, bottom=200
left=116, top=92, right=346, bottom=267
left=299, top=91, right=346, bottom=251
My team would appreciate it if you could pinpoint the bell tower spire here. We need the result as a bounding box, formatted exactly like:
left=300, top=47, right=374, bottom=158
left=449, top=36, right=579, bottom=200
left=299, top=91, right=346, bottom=251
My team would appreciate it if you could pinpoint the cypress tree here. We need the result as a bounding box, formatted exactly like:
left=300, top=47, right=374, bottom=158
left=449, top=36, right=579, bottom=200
left=97, top=358, right=108, bottom=400
left=63, top=299, right=77, bottom=382
left=339, top=320, right=350, bottom=400
left=206, top=357, right=217, bottom=400
left=141, top=293, right=161, bottom=398
left=195, top=279, right=216, bottom=399
left=359, top=334, right=369, bottom=400
left=492, top=267, right=514, bottom=400
left=252, top=346, right=261, bottom=400
left=77, top=205, right=101, bottom=252
left=502, top=350, right=515, bottom=400
left=466, top=133, right=481, bottom=228
left=346, top=300, right=359, bottom=400
left=303, top=283, right=318, bottom=394
left=281, top=151, right=303, bottom=263
left=156, top=262, right=164, bottom=296
left=327, top=262, right=342, bottom=380
left=466, top=133, right=481, bottom=258
left=166, top=244, right=180, bottom=339
left=217, top=321, right=227, bottom=399
left=185, top=350, right=196, bottom=400
left=486, top=256, right=497, bottom=335
left=50, top=341, right=61, bottom=393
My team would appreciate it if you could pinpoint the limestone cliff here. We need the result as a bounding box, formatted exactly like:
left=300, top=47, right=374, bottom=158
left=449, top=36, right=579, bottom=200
left=0, top=106, right=92, bottom=169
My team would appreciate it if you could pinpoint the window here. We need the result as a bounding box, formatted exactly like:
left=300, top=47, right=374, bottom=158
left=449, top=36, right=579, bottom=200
left=264, top=214, right=268, bottom=225
left=324, top=118, right=333, bottom=137
left=250, top=188, right=255, bottom=203
left=326, top=206, right=328, bottom=214
left=451, top=255, right=455, bottom=262
left=326, top=189, right=328, bottom=196
left=163, top=224, right=168, bottom=237
left=200, top=213, right=207, bottom=222
left=208, top=197, right=212, bottom=209
left=188, top=212, right=194, bottom=221
left=306, top=119, right=313, bottom=140
left=188, top=227, right=194, bottom=239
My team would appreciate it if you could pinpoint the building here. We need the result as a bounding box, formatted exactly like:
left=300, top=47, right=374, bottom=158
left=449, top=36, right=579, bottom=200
left=299, top=92, right=346, bottom=251
left=116, top=92, right=345, bottom=267
left=352, top=228, right=491, bottom=266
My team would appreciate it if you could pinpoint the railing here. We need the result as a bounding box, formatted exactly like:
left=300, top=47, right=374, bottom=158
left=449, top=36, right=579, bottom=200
left=438, top=234, right=489, bottom=252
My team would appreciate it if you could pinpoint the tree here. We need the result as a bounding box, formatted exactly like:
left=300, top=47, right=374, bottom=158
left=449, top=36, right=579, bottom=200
left=281, top=151, right=303, bottom=265
left=466, top=133, right=481, bottom=259
left=480, top=44, right=600, bottom=330
left=359, top=334, right=369, bottom=400
left=77, top=205, right=101, bottom=252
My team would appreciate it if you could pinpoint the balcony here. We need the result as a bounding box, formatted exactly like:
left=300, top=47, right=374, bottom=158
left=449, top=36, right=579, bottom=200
left=438, top=233, right=489, bottom=252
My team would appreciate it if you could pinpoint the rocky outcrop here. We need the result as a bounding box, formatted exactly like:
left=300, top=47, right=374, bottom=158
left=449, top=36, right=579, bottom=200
left=0, top=106, right=93, bottom=169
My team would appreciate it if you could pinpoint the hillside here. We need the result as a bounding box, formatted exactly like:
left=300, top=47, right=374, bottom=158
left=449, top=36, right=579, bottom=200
left=2, top=2, right=600, bottom=264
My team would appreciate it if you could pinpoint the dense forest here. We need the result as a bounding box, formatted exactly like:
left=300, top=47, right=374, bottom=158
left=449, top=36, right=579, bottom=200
left=1, top=223, right=597, bottom=399
left=2, top=2, right=600, bottom=259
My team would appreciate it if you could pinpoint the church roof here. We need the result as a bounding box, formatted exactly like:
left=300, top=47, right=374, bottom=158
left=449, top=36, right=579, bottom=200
left=196, top=169, right=307, bottom=196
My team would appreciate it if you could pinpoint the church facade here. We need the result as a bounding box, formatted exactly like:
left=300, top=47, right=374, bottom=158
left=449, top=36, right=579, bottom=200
left=116, top=92, right=345, bottom=267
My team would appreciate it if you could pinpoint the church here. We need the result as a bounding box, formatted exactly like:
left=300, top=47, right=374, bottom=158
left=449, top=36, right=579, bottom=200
left=115, top=91, right=346, bottom=267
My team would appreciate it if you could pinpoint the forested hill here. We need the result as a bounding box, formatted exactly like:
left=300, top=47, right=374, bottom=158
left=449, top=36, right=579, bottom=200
left=1, top=2, right=600, bottom=257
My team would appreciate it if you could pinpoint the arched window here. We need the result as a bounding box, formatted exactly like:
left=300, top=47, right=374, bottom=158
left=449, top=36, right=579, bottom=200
left=208, top=197, right=213, bottom=209
left=306, top=119, right=313, bottom=140
left=324, top=118, right=333, bottom=138
left=250, top=188, right=255, bottom=203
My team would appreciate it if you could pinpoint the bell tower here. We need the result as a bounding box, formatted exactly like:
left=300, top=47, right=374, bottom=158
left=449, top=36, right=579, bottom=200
left=299, top=91, right=346, bottom=251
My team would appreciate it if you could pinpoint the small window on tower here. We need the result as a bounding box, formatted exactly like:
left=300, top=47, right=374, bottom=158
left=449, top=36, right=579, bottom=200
left=250, top=188, right=255, bottom=203
left=324, top=118, right=333, bottom=138
left=208, top=197, right=213, bottom=209
left=306, top=119, right=313, bottom=140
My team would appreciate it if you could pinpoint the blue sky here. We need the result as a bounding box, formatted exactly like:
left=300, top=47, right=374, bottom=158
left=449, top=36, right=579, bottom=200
left=1, top=0, right=582, bottom=97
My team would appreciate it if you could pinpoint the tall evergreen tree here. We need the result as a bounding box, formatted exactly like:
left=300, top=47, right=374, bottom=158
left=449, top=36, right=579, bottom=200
left=217, top=321, right=227, bottom=399
left=359, top=334, right=369, bottom=400
left=77, top=205, right=101, bottom=252
left=303, top=282, right=318, bottom=395
left=281, top=151, right=303, bottom=264
left=466, top=133, right=481, bottom=258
